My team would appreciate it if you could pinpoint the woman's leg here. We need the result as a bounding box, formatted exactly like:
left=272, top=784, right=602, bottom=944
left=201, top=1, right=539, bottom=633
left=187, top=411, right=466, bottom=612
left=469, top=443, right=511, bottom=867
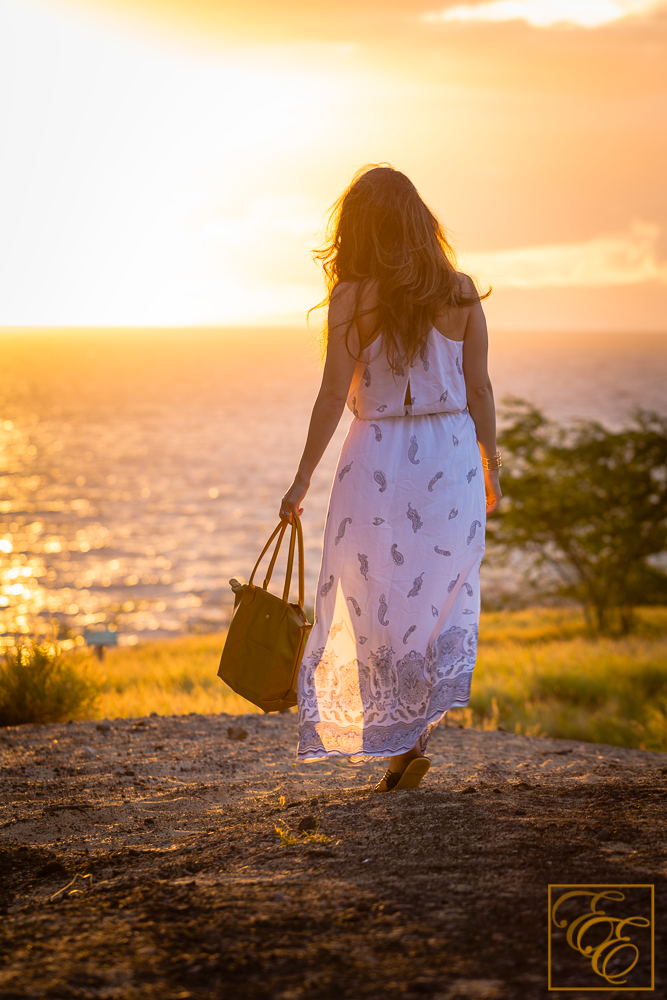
left=374, top=738, right=423, bottom=792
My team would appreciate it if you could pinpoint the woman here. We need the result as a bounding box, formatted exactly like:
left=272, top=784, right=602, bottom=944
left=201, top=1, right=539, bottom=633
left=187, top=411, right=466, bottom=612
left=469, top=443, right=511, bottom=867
left=280, top=165, right=501, bottom=792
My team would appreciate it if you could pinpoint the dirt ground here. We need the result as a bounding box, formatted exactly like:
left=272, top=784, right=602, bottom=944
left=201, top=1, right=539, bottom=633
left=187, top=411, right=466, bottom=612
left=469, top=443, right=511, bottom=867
left=1, top=711, right=666, bottom=1000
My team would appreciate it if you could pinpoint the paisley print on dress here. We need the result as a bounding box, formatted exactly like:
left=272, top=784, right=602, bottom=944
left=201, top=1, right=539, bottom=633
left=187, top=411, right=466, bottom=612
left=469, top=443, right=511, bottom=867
left=390, top=543, right=404, bottom=566
left=370, top=423, right=383, bottom=442
left=467, top=520, right=482, bottom=545
left=347, top=596, right=362, bottom=617
left=334, top=517, right=352, bottom=545
left=408, top=435, right=420, bottom=465
left=467, top=468, right=477, bottom=483
left=351, top=397, right=359, bottom=417
left=447, top=574, right=461, bottom=593
left=420, top=343, right=430, bottom=371
left=338, top=461, right=353, bottom=482
left=299, top=326, right=486, bottom=763
left=455, top=356, right=463, bottom=376
left=374, top=470, right=388, bottom=493
left=395, top=363, right=405, bottom=377
left=406, top=502, right=423, bottom=533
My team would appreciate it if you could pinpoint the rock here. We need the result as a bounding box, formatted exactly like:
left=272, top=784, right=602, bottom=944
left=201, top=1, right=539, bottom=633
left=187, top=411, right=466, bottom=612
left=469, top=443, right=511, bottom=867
left=412, top=978, right=438, bottom=995
left=297, top=815, right=318, bottom=832
left=180, top=764, right=192, bottom=772
left=227, top=726, right=248, bottom=740
left=37, top=860, right=67, bottom=878
left=273, top=891, right=291, bottom=901
left=594, top=827, right=610, bottom=841
left=95, top=721, right=112, bottom=732
left=82, top=747, right=97, bottom=758
left=461, top=785, right=477, bottom=794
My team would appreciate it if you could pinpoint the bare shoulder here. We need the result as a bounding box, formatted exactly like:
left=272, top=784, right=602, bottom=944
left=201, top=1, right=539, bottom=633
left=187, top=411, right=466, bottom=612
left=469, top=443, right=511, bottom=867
left=330, top=279, right=378, bottom=309
left=329, top=280, right=379, bottom=347
left=455, top=271, right=478, bottom=299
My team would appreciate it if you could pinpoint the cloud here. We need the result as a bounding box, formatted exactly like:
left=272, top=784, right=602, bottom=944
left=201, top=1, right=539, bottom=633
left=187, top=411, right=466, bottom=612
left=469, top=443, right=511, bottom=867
left=460, top=223, right=667, bottom=288
left=422, top=0, right=665, bottom=29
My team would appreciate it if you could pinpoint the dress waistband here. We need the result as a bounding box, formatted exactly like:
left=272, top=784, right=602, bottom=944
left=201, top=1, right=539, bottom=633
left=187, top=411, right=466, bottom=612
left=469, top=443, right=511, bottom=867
left=357, top=407, right=466, bottom=420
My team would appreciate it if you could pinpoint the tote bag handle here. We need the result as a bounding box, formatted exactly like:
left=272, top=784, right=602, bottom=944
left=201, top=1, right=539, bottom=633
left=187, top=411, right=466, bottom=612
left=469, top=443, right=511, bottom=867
left=247, top=515, right=305, bottom=609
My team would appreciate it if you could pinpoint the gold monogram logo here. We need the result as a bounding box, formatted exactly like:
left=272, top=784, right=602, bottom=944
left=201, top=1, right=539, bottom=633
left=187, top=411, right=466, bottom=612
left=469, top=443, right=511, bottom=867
left=548, top=884, right=654, bottom=991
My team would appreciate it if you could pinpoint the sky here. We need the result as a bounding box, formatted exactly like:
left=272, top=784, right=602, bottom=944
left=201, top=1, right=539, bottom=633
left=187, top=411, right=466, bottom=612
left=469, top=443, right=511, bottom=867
left=0, top=0, right=666, bottom=329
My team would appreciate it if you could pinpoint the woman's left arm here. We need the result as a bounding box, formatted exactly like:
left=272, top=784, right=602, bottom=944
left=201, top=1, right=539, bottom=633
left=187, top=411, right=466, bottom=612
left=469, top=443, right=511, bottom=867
left=279, top=284, right=360, bottom=521
left=462, top=293, right=502, bottom=515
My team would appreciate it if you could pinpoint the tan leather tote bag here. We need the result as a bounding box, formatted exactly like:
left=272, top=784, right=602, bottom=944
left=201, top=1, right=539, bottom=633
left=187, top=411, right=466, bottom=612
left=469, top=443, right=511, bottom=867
left=217, top=515, right=312, bottom=712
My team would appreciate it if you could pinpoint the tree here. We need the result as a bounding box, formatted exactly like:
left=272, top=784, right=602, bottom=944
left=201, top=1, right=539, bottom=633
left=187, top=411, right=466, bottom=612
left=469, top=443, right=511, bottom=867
left=492, top=400, right=667, bottom=634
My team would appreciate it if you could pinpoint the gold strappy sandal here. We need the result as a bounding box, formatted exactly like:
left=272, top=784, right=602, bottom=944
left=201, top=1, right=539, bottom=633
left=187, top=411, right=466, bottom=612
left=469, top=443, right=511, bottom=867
left=373, top=756, right=431, bottom=793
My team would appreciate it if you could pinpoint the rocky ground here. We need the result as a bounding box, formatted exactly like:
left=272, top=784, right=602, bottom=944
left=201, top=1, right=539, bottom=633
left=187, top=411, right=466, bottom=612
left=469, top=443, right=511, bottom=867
left=1, top=711, right=666, bottom=1000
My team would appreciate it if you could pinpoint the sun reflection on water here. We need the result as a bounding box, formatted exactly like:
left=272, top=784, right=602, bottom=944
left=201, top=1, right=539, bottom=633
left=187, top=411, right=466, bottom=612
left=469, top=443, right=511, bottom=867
left=1, top=329, right=665, bottom=647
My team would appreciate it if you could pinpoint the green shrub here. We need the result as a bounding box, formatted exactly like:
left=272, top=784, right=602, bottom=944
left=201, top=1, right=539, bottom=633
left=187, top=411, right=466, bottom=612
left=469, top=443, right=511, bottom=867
left=0, top=641, right=99, bottom=727
left=495, top=401, right=667, bottom=634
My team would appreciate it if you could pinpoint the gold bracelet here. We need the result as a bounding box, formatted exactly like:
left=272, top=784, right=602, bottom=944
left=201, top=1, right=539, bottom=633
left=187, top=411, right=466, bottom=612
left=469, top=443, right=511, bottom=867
left=482, top=450, right=502, bottom=471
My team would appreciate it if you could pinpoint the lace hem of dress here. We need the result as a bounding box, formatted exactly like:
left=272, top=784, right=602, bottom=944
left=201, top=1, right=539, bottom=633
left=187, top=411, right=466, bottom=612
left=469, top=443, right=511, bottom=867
left=297, top=670, right=472, bottom=763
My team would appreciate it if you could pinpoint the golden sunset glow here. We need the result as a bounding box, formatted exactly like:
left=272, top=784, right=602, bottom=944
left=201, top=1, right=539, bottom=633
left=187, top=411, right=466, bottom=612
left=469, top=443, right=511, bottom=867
left=424, top=0, right=664, bottom=29
left=462, top=223, right=667, bottom=290
left=0, top=0, right=666, bottom=328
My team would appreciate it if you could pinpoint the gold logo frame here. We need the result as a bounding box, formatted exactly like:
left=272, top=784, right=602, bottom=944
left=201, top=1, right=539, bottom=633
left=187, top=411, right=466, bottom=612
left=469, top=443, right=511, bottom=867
left=548, top=883, right=654, bottom=991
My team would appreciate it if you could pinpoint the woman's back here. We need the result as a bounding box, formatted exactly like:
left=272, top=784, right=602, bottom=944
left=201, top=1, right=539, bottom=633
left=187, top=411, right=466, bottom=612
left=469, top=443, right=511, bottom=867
left=343, top=276, right=473, bottom=420
left=348, top=326, right=468, bottom=419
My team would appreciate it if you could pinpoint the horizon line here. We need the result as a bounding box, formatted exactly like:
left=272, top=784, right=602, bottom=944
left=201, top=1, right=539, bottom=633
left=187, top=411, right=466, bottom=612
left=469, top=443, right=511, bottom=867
left=1, top=325, right=667, bottom=336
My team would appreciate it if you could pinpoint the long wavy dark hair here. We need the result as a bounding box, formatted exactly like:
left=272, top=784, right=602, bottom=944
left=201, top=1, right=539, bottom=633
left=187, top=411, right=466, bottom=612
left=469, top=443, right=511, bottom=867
left=312, top=164, right=489, bottom=371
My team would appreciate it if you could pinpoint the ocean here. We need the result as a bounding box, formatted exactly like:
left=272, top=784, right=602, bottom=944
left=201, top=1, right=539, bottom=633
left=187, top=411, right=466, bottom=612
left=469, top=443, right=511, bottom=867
left=1, top=329, right=666, bottom=645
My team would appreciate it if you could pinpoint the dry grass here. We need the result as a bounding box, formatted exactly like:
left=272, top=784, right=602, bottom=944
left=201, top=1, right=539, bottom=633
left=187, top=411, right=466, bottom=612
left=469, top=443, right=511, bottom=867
left=448, top=606, right=667, bottom=751
left=84, top=608, right=667, bottom=751
left=92, top=633, right=260, bottom=719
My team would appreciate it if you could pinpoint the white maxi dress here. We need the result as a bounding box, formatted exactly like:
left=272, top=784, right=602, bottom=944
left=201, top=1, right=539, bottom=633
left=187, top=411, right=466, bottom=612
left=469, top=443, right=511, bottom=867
left=297, top=327, right=486, bottom=761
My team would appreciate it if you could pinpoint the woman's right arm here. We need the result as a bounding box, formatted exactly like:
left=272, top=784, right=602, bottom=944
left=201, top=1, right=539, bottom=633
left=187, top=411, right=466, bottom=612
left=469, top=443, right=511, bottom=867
left=279, top=283, right=361, bottom=521
left=462, top=295, right=502, bottom=515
